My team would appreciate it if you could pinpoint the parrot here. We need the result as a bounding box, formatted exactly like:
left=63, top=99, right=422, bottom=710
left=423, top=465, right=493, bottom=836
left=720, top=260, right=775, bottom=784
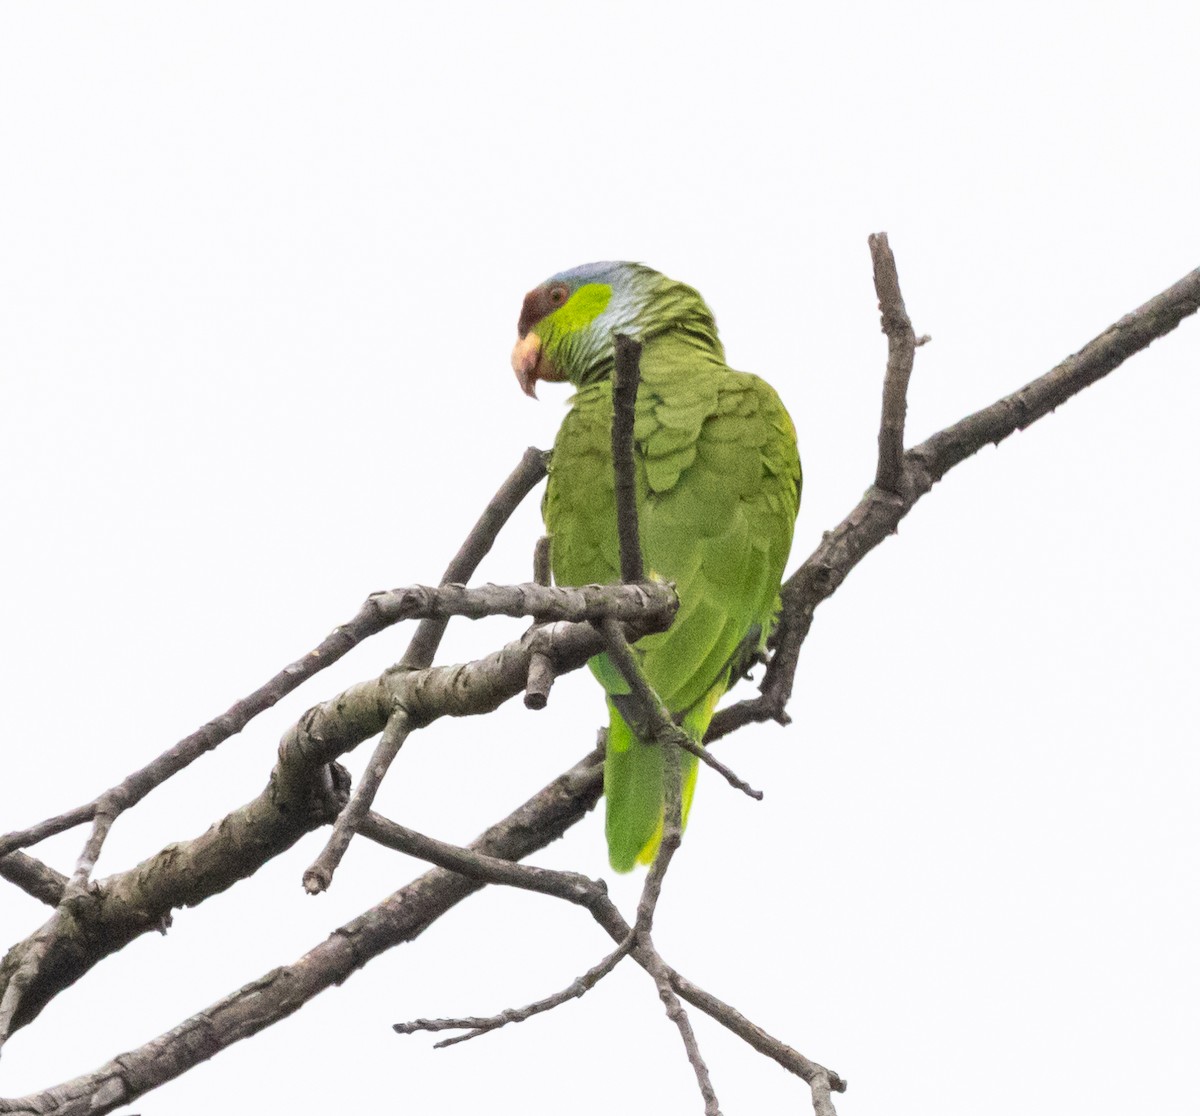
left=510, top=262, right=801, bottom=871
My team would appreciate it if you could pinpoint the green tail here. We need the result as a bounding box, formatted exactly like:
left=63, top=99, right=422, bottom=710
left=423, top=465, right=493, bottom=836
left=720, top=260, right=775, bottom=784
left=603, top=695, right=714, bottom=872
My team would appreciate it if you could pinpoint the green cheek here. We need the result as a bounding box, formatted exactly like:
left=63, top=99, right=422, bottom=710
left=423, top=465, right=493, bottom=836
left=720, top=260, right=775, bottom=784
left=556, top=282, right=612, bottom=333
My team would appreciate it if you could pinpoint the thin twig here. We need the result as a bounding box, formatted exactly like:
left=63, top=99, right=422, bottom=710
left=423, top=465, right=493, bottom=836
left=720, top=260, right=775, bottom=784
left=526, top=534, right=558, bottom=708
left=394, top=935, right=635, bottom=1048
left=676, top=738, right=762, bottom=800
left=359, top=805, right=608, bottom=908
left=599, top=620, right=760, bottom=800
left=400, top=447, right=549, bottom=670
left=581, top=883, right=846, bottom=1110
left=595, top=617, right=718, bottom=1111
left=629, top=711, right=682, bottom=934
left=667, top=969, right=847, bottom=1100
left=597, top=618, right=672, bottom=733
left=303, top=707, right=413, bottom=894
left=0, top=807, right=96, bottom=864
left=370, top=810, right=842, bottom=1115
left=611, top=333, right=645, bottom=584
left=642, top=946, right=722, bottom=1115
left=636, top=757, right=722, bottom=1114
left=65, top=792, right=125, bottom=892
left=635, top=733, right=720, bottom=1112
left=869, top=232, right=922, bottom=494
left=368, top=804, right=640, bottom=1051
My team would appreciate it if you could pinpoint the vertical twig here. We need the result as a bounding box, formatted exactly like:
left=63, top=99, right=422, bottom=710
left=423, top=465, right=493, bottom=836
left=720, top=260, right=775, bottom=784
left=523, top=656, right=556, bottom=711
left=594, top=617, right=719, bottom=1113
left=532, top=535, right=552, bottom=587
left=869, top=232, right=924, bottom=494
left=401, top=446, right=548, bottom=671
left=525, top=535, right=556, bottom=709
left=608, top=334, right=717, bottom=1110
left=611, top=334, right=644, bottom=584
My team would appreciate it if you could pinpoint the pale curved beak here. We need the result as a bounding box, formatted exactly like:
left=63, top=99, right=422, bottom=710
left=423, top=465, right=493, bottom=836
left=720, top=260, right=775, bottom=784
left=511, top=333, right=543, bottom=398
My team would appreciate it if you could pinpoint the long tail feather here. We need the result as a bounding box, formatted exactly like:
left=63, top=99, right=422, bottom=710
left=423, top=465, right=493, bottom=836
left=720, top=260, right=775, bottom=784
left=603, top=684, right=719, bottom=871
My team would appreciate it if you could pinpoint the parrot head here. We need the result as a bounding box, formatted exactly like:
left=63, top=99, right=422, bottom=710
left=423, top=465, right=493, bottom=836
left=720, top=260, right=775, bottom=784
left=511, top=262, right=721, bottom=397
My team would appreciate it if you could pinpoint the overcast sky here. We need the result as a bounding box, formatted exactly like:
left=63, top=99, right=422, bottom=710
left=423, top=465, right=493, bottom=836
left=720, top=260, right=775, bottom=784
left=2, top=4, right=1198, bottom=1115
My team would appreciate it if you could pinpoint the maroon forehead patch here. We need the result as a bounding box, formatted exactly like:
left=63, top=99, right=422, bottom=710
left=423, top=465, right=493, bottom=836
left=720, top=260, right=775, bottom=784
left=517, top=283, right=569, bottom=337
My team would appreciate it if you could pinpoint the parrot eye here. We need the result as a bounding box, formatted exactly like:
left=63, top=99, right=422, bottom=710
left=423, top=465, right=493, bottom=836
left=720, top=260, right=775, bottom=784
left=548, top=284, right=569, bottom=306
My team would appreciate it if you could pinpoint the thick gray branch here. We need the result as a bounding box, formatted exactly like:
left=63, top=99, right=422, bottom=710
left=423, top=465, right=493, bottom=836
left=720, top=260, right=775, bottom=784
left=0, top=752, right=604, bottom=1116
left=0, top=855, right=66, bottom=909
left=369, top=579, right=678, bottom=627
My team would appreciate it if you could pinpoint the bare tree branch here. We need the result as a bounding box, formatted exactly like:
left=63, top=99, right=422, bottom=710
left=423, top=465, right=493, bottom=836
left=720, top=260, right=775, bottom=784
left=707, top=257, right=1200, bottom=742
left=0, top=854, right=65, bottom=908
left=611, top=333, right=645, bottom=584
left=533, top=534, right=552, bottom=586
left=679, top=740, right=763, bottom=799
left=374, top=798, right=831, bottom=1110
left=523, top=653, right=556, bottom=710
left=0, top=751, right=605, bottom=1116
left=394, top=936, right=635, bottom=1048
left=525, top=535, right=558, bottom=708
left=0, top=808, right=98, bottom=866
left=399, top=446, right=549, bottom=670
left=303, top=706, right=413, bottom=894
left=869, top=231, right=926, bottom=494
left=0, top=788, right=128, bottom=1049
left=593, top=618, right=720, bottom=1112
left=365, top=580, right=680, bottom=627
left=0, top=754, right=349, bottom=1037
left=599, top=619, right=761, bottom=799
left=360, top=802, right=608, bottom=907
left=667, top=969, right=847, bottom=1103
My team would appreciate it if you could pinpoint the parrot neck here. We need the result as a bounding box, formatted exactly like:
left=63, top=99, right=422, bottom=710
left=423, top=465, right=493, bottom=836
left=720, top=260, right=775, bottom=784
left=569, top=283, right=725, bottom=387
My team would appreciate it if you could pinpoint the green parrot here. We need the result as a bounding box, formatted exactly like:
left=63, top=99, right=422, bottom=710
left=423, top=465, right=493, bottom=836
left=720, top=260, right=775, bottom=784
left=511, top=262, right=801, bottom=871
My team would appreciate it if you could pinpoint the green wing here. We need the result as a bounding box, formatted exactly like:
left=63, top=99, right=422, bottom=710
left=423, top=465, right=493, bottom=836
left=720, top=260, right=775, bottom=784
left=544, top=334, right=800, bottom=871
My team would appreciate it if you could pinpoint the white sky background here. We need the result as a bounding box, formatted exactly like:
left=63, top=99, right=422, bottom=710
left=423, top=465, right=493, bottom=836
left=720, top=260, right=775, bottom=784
left=1, top=3, right=1197, bottom=1114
